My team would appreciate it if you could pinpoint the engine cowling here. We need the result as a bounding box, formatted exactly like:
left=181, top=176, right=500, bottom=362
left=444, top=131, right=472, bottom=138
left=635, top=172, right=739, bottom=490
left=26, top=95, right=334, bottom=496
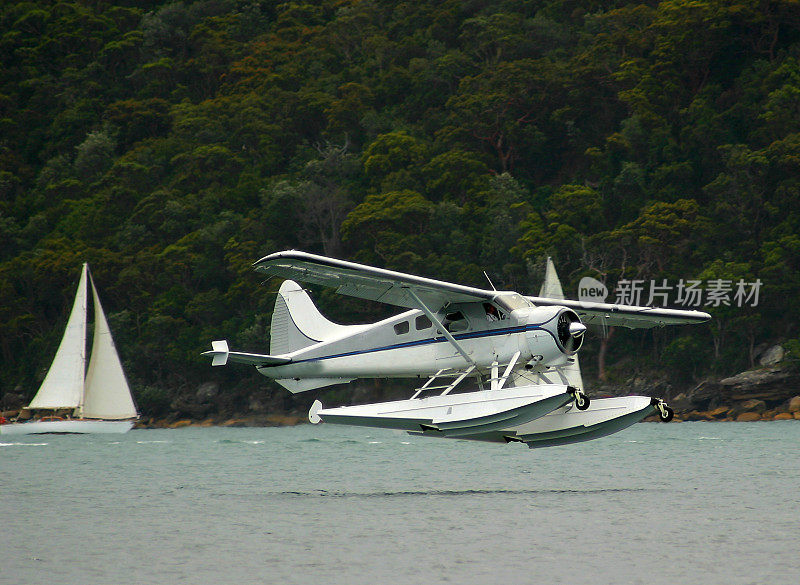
left=555, top=308, right=586, bottom=354
left=517, top=306, right=585, bottom=367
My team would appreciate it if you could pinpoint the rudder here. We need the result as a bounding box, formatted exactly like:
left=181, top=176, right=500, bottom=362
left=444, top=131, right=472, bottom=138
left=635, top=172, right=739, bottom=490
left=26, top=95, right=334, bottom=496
left=270, top=280, right=362, bottom=355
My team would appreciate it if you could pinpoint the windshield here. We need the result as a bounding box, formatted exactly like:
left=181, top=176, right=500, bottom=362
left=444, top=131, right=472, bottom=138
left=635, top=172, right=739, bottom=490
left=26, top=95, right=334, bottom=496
left=493, top=293, right=531, bottom=313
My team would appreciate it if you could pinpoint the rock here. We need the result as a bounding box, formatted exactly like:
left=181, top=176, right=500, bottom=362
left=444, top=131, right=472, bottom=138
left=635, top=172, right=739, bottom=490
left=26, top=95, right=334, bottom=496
left=759, top=344, right=784, bottom=366
left=684, top=410, right=713, bottom=421
left=752, top=342, right=770, bottom=359
left=685, top=381, right=728, bottom=412
left=736, top=412, right=762, bottom=422
left=720, top=368, right=790, bottom=388
left=708, top=406, right=730, bottom=418
left=739, top=398, right=767, bottom=414
left=795, top=412, right=800, bottom=420
left=265, top=414, right=303, bottom=426
left=669, top=392, right=694, bottom=412
left=773, top=412, right=794, bottom=420
left=196, top=382, right=219, bottom=402
left=248, top=393, right=268, bottom=414
left=789, top=396, right=800, bottom=413
left=0, top=391, right=25, bottom=409
left=170, top=419, right=192, bottom=428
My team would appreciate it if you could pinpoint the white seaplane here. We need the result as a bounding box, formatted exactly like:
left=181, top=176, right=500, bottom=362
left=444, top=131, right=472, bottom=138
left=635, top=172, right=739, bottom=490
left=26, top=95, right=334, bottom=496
left=204, top=251, right=710, bottom=448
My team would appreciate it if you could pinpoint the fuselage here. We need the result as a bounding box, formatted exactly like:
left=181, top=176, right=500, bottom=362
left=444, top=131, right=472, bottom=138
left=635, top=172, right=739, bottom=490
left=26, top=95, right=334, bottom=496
left=257, top=300, right=582, bottom=382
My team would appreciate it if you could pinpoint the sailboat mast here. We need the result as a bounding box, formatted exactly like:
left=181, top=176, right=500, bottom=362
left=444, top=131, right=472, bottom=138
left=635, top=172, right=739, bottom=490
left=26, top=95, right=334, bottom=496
left=74, top=263, right=90, bottom=417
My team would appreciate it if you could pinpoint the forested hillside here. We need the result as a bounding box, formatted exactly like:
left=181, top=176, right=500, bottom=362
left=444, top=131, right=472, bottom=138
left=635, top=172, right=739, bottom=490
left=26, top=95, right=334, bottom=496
left=2, top=0, right=799, bottom=418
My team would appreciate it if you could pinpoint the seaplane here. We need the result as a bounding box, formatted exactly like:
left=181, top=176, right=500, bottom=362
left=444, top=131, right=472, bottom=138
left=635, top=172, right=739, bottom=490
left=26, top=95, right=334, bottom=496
left=204, top=250, right=710, bottom=448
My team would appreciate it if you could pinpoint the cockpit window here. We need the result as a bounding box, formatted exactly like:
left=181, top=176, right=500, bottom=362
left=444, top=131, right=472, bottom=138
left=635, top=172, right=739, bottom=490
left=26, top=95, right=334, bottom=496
left=494, top=293, right=531, bottom=313
left=443, top=311, right=469, bottom=332
left=483, top=303, right=503, bottom=321
left=394, top=321, right=410, bottom=335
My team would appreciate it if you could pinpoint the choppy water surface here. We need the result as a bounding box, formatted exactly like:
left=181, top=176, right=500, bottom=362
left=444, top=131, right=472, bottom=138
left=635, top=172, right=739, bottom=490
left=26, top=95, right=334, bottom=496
left=2, top=421, right=799, bottom=585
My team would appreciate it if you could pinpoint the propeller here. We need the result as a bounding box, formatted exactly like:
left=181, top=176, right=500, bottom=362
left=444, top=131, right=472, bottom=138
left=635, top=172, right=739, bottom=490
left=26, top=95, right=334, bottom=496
left=557, top=311, right=585, bottom=353
left=569, top=322, right=587, bottom=338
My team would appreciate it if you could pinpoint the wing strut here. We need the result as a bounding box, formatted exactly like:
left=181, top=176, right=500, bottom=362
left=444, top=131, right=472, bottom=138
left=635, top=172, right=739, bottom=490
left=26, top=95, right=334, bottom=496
left=496, top=351, right=521, bottom=391
left=404, top=287, right=478, bottom=370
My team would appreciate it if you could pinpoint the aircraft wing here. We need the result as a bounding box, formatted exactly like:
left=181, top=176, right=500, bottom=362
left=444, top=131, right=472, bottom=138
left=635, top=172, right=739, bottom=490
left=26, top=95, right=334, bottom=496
left=525, top=296, right=710, bottom=328
left=253, top=251, right=495, bottom=311
left=253, top=250, right=710, bottom=328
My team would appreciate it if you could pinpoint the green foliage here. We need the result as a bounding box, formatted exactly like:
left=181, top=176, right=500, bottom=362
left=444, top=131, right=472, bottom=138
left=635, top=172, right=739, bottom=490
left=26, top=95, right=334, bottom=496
left=784, top=339, right=800, bottom=372
left=341, top=189, right=435, bottom=261
left=2, top=0, right=800, bottom=411
left=662, top=335, right=711, bottom=382
left=135, top=385, right=172, bottom=417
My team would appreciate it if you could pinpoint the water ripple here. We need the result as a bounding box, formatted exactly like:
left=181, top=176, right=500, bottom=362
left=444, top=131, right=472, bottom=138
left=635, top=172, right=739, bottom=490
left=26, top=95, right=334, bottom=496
left=271, top=487, right=656, bottom=499
left=0, top=441, right=49, bottom=447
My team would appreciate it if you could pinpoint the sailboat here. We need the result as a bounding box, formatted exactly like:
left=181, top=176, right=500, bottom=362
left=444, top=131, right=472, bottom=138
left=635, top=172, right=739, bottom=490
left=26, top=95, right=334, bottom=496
left=0, top=264, right=138, bottom=435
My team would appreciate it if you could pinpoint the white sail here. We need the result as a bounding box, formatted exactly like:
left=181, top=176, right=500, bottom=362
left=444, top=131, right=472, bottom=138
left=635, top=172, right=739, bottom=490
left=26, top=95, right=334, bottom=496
left=539, top=257, right=565, bottom=300
left=539, top=258, right=583, bottom=390
left=82, top=273, right=137, bottom=420
left=27, top=265, right=88, bottom=410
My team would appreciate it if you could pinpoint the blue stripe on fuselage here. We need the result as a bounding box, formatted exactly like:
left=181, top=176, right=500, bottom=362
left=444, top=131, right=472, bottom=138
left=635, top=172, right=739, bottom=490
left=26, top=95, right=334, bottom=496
left=276, top=323, right=553, bottom=367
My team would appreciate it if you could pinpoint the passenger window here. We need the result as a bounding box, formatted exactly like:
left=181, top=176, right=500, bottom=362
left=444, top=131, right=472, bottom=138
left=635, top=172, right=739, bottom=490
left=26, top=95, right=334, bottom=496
left=394, top=321, right=410, bottom=335
left=415, top=315, right=432, bottom=330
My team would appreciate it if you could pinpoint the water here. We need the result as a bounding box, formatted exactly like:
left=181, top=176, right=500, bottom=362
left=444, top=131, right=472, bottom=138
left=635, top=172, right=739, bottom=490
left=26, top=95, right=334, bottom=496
left=2, top=421, right=798, bottom=585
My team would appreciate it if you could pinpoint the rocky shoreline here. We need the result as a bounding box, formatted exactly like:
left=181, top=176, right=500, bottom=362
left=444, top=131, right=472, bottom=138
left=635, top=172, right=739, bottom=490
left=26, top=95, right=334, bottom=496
left=4, top=346, right=798, bottom=429
left=134, top=413, right=306, bottom=429
left=644, top=396, right=800, bottom=423
left=138, top=361, right=800, bottom=428
left=637, top=345, right=800, bottom=423
left=663, top=371, right=800, bottom=422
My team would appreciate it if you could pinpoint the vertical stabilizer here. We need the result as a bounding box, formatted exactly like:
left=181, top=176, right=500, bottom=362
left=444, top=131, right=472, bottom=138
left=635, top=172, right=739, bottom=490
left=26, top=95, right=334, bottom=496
left=270, top=280, right=364, bottom=355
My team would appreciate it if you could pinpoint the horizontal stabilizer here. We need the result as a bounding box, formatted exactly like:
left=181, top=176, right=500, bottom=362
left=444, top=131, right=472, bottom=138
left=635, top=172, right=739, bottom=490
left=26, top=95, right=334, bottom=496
left=202, top=340, right=291, bottom=367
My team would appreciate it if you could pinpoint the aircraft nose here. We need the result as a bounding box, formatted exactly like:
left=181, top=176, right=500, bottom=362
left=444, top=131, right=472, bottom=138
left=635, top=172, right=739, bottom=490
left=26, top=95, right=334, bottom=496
left=568, top=322, right=587, bottom=338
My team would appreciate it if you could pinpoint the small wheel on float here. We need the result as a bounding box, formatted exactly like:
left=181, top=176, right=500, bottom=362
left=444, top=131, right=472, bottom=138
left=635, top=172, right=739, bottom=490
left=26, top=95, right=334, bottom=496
left=658, top=405, right=674, bottom=422
left=575, top=392, right=590, bottom=411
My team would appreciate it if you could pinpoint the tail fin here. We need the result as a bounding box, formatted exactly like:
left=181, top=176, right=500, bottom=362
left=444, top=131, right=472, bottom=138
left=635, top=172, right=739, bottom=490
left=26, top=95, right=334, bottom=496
left=270, top=280, right=361, bottom=354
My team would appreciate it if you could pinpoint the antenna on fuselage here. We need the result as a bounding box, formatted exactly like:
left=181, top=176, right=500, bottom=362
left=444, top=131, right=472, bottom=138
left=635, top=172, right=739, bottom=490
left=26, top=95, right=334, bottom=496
left=483, top=271, right=497, bottom=291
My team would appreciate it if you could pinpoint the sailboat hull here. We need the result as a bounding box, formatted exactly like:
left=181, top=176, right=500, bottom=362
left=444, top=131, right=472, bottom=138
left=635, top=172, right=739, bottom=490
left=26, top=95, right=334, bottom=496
left=0, top=419, right=134, bottom=435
